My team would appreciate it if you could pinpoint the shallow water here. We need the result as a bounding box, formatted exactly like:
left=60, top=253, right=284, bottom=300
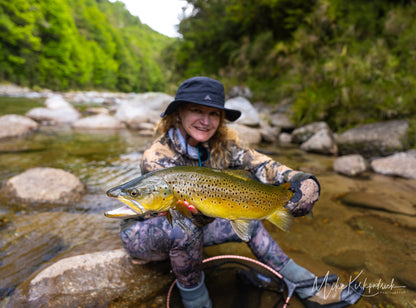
left=0, top=97, right=415, bottom=307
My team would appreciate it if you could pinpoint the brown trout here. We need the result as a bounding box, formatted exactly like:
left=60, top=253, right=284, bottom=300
left=105, top=166, right=294, bottom=241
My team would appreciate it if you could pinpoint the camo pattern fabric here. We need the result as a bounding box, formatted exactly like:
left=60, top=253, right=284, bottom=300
left=141, top=129, right=295, bottom=182
left=121, top=128, right=318, bottom=288
left=120, top=216, right=290, bottom=288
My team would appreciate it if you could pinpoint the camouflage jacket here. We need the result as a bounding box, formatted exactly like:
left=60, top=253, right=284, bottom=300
left=141, top=128, right=299, bottom=185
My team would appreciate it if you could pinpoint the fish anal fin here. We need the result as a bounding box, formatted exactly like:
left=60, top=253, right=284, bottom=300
left=266, top=208, right=293, bottom=232
left=230, top=219, right=253, bottom=242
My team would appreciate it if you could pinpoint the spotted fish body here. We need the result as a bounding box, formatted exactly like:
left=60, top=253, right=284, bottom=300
left=105, top=166, right=294, bottom=241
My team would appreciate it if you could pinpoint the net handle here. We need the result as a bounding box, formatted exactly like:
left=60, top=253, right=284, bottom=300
left=166, top=255, right=291, bottom=308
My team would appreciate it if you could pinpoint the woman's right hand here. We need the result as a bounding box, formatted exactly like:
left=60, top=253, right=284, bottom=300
left=176, top=199, right=214, bottom=227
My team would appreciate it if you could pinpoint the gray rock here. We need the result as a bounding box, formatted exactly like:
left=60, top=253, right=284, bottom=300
left=115, top=92, right=173, bottom=128
left=370, top=151, right=416, bottom=179
left=228, top=123, right=262, bottom=145
left=227, top=85, right=253, bottom=99
left=300, top=128, right=338, bottom=155
left=259, top=122, right=281, bottom=143
left=291, top=122, right=329, bottom=144
left=336, top=120, right=409, bottom=157
left=26, top=95, right=81, bottom=125
left=333, top=154, right=367, bottom=176
left=1, top=167, right=86, bottom=204
left=8, top=249, right=173, bottom=308
left=278, top=132, right=292, bottom=145
left=71, top=114, right=126, bottom=130
left=0, top=114, right=39, bottom=139
left=269, top=113, right=295, bottom=131
left=225, top=96, right=261, bottom=127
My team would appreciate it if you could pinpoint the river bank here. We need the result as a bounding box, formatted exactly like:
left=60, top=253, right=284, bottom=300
left=0, top=84, right=415, bottom=307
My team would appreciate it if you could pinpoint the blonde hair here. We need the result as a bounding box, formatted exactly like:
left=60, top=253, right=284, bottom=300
left=155, top=103, right=240, bottom=168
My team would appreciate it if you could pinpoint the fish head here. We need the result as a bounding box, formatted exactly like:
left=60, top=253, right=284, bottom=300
left=106, top=173, right=175, bottom=215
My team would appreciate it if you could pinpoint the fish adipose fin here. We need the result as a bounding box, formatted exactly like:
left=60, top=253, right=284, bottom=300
left=230, top=219, right=254, bottom=242
left=266, top=208, right=293, bottom=232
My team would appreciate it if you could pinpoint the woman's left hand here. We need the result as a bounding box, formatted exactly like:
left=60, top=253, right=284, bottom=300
left=286, top=178, right=320, bottom=217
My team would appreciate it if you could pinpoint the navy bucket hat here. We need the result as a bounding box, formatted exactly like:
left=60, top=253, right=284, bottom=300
left=161, top=76, right=241, bottom=121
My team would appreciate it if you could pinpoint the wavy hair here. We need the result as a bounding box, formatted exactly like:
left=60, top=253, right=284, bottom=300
left=155, top=103, right=240, bottom=168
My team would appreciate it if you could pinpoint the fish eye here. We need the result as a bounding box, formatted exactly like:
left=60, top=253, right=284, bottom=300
left=130, top=189, right=139, bottom=197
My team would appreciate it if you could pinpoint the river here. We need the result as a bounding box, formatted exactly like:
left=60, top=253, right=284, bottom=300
left=0, top=97, right=415, bottom=307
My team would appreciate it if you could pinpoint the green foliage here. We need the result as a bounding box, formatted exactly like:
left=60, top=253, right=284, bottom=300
left=169, top=0, right=416, bottom=137
left=0, top=0, right=172, bottom=92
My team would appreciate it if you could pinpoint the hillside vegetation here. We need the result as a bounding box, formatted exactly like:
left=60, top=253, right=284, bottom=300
left=1, top=0, right=415, bottom=142
left=170, top=0, right=416, bottom=135
left=0, top=0, right=171, bottom=92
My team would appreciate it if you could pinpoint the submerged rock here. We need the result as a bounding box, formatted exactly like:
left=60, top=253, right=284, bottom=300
left=8, top=249, right=173, bottom=308
left=0, top=114, right=39, bottom=139
left=1, top=167, right=86, bottom=204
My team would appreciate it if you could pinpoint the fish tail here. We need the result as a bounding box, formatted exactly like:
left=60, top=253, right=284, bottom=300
left=266, top=207, right=293, bottom=232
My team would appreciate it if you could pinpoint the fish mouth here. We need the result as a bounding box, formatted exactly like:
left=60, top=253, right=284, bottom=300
left=104, top=197, right=146, bottom=218
left=104, top=205, right=139, bottom=218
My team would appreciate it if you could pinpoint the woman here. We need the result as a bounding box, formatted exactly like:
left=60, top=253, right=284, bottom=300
left=120, top=76, right=363, bottom=308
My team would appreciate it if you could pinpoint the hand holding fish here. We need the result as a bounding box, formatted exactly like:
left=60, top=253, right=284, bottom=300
left=285, top=174, right=320, bottom=217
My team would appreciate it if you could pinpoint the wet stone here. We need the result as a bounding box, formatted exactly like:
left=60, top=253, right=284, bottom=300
left=322, top=249, right=366, bottom=270
left=1, top=167, right=86, bottom=204
left=396, top=263, right=416, bottom=291
left=339, top=191, right=416, bottom=216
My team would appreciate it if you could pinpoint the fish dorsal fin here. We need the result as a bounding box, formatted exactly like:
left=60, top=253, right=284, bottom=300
left=222, top=169, right=256, bottom=181
left=266, top=207, right=293, bottom=232
left=230, top=219, right=253, bottom=242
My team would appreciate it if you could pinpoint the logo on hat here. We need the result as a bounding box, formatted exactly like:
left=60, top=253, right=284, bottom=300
left=204, top=95, right=212, bottom=100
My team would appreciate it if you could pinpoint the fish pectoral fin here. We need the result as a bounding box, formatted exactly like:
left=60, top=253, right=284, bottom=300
left=175, top=200, right=194, bottom=218
left=168, top=208, right=191, bottom=233
left=266, top=208, right=293, bottom=232
left=230, top=220, right=253, bottom=242
left=165, top=211, right=173, bottom=226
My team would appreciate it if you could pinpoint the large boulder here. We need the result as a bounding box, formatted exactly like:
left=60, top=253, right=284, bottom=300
left=269, top=113, right=295, bottom=131
left=336, top=120, right=409, bottom=157
left=291, top=122, right=330, bottom=144
left=8, top=249, right=173, bottom=308
left=0, top=114, right=39, bottom=139
left=114, top=93, right=173, bottom=128
left=370, top=150, right=416, bottom=179
left=26, top=95, right=81, bottom=124
left=300, top=128, right=338, bottom=155
left=71, top=114, right=126, bottom=130
left=1, top=167, right=86, bottom=204
left=225, top=96, right=261, bottom=127
left=228, top=123, right=262, bottom=145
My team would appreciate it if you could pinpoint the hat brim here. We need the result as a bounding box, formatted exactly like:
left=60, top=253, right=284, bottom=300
left=161, top=100, right=241, bottom=122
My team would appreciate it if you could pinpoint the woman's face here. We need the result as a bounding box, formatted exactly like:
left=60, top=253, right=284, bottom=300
left=178, top=103, right=222, bottom=146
